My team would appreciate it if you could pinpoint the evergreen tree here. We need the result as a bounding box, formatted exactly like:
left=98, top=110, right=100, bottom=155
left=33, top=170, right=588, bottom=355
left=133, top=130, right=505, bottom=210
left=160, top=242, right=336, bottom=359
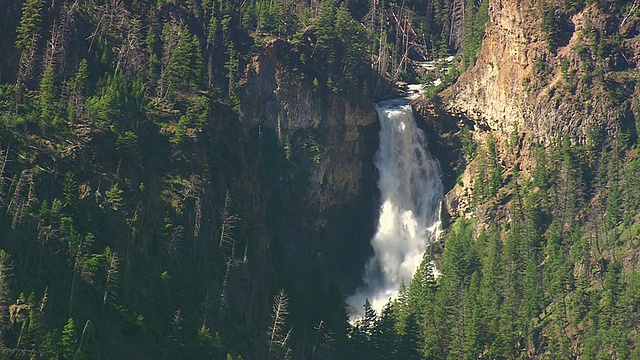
left=461, top=0, right=489, bottom=69
left=361, top=298, right=377, bottom=340
left=334, top=4, right=365, bottom=93
left=60, top=317, right=77, bottom=360
left=486, top=134, right=502, bottom=196
left=373, top=302, right=397, bottom=359
left=315, top=0, right=336, bottom=57
left=40, top=66, right=57, bottom=126
left=435, top=218, right=478, bottom=357
left=167, top=26, right=202, bottom=92
left=408, top=252, right=437, bottom=314
left=67, top=59, right=89, bottom=121
left=15, top=0, right=42, bottom=50
left=478, top=227, right=503, bottom=348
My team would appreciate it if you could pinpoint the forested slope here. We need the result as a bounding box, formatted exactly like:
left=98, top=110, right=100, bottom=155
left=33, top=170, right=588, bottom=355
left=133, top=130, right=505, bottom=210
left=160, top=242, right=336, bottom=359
left=348, top=1, right=640, bottom=359
left=2, top=0, right=639, bottom=359
left=0, top=0, right=483, bottom=358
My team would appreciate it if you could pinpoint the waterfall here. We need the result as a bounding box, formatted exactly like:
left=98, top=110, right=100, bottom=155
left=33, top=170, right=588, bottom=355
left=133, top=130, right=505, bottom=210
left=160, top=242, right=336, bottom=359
left=349, top=98, right=443, bottom=315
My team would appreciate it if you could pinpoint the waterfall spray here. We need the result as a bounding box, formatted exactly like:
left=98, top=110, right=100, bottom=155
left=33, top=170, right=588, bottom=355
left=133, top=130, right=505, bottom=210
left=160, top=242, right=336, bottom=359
left=349, top=99, right=443, bottom=315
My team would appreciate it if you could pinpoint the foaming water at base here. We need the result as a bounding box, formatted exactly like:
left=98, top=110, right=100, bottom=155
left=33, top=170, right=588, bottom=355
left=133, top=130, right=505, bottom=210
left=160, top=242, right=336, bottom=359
left=348, top=99, right=443, bottom=317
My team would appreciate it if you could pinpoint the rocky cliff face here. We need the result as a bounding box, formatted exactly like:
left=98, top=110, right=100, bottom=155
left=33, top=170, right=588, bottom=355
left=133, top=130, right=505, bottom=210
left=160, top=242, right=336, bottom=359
left=439, top=0, right=640, bottom=220
left=444, top=0, right=639, bottom=140
left=237, top=39, right=380, bottom=294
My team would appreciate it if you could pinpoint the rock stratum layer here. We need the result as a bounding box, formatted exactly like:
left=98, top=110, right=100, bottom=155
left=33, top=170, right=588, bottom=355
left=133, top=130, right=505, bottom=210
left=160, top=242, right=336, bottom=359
left=444, top=0, right=640, bottom=143
left=440, top=0, right=640, bottom=220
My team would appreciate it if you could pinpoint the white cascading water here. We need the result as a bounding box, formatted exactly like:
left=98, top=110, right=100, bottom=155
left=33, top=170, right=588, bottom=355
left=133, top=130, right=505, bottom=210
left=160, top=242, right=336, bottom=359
left=349, top=98, right=443, bottom=315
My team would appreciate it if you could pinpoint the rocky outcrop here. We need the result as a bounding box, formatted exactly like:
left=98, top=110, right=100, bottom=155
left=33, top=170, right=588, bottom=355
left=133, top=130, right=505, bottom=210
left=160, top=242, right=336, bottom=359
left=237, top=39, right=380, bottom=293
left=438, top=0, right=640, bottom=221
left=443, top=0, right=639, bottom=143
left=240, top=39, right=378, bottom=209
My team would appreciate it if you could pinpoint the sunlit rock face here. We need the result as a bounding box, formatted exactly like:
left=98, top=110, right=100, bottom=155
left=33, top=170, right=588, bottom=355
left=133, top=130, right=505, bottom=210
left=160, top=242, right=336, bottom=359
left=443, top=0, right=637, bottom=144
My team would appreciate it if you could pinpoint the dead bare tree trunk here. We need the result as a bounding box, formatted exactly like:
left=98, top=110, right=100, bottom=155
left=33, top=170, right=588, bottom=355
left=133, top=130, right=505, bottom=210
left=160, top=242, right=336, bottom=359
left=219, top=191, right=239, bottom=248
left=102, top=249, right=120, bottom=310
left=7, top=169, right=37, bottom=229
left=268, top=289, right=291, bottom=360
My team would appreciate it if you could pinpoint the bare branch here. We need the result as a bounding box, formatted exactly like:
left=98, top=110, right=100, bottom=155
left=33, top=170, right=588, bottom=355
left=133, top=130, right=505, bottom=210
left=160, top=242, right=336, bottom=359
left=7, top=169, right=37, bottom=229
left=0, top=145, right=8, bottom=205
left=219, top=191, right=240, bottom=248
left=103, top=249, right=120, bottom=307
left=268, top=290, right=291, bottom=360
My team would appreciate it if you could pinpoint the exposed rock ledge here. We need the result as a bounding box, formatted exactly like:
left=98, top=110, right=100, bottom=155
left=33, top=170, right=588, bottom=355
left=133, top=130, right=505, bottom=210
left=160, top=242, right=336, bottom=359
left=435, top=0, right=640, bottom=224
left=442, top=0, right=638, bottom=144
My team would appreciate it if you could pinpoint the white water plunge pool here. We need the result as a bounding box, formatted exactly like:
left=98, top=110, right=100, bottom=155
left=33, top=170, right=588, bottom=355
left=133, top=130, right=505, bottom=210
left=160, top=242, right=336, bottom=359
left=348, top=98, right=444, bottom=316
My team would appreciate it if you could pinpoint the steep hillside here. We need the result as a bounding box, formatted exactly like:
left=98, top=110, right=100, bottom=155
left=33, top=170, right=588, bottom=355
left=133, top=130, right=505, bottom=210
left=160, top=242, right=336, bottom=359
left=381, top=1, right=640, bottom=358
left=0, top=0, right=384, bottom=358
left=445, top=0, right=639, bottom=143
left=442, top=0, right=640, bottom=219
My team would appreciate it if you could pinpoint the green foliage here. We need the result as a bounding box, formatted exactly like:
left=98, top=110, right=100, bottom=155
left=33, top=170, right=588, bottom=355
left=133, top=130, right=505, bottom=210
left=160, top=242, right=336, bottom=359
left=421, top=60, right=460, bottom=100
left=166, top=26, right=203, bottom=92
left=171, top=95, right=209, bottom=144
left=0, top=250, right=12, bottom=334
left=257, top=0, right=298, bottom=37
left=71, top=60, right=89, bottom=97
left=332, top=4, right=366, bottom=94
left=314, top=0, right=336, bottom=54
left=0, top=1, right=394, bottom=358
left=348, top=131, right=640, bottom=358
left=4, top=0, right=640, bottom=359
left=60, top=318, right=77, bottom=359
left=462, top=0, right=489, bottom=69
left=486, top=134, right=502, bottom=195
left=105, top=183, right=124, bottom=210
left=39, top=66, right=59, bottom=127
left=541, top=6, right=562, bottom=51
left=473, top=134, right=502, bottom=201
left=534, top=57, right=550, bottom=76
left=460, top=124, right=476, bottom=160
left=301, top=134, right=322, bottom=164
left=15, top=0, right=42, bottom=50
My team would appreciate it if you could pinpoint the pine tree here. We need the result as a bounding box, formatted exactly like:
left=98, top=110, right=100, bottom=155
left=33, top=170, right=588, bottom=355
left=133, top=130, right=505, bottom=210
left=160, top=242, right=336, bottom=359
left=373, top=302, right=397, bottom=359
left=15, top=0, right=43, bottom=50
left=334, top=4, right=364, bottom=93
left=60, top=317, right=77, bottom=360
left=396, top=312, right=421, bottom=360
left=40, top=66, right=57, bottom=126
left=478, top=227, right=502, bottom=347
left=487, top=134, right=502, bottom=196
left=408, top=251, right=437, bottom=320
left=315, top=0, right=336, bottom=55
left=462, top=272, right=483, bottom=359
left=435, top=218, right=478, bottom=357
left=67, top=59, right=89, bottom=121
left=602, top=261, right=623, bottom=326
left=361, top=298, right=377, bottom=340
left=461, top=0, right=489, bottom=69
left=167, top=26, right=202, bottom=92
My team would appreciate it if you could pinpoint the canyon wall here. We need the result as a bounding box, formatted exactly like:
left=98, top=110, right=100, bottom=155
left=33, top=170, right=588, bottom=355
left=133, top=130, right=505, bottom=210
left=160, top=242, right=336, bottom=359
left=238, top=39, right=380, bottom=295
left=439, top=0, right=640, bottom=220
